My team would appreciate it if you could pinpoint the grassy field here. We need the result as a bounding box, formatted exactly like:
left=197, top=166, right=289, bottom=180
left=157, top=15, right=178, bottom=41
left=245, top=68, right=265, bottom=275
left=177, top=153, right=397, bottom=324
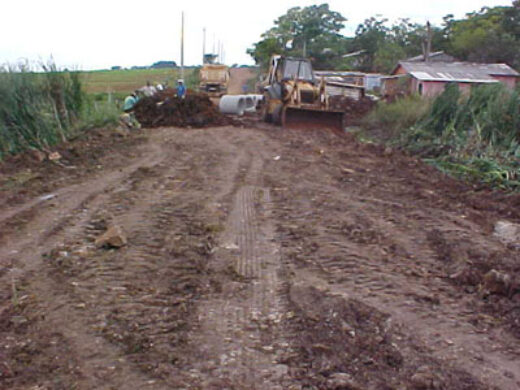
left=81, top=68, right=198, bottom=94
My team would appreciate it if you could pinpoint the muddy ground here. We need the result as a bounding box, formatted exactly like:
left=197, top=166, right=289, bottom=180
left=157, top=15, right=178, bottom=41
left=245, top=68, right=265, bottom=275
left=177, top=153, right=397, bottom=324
left=1, top=119, right=520, bottom=389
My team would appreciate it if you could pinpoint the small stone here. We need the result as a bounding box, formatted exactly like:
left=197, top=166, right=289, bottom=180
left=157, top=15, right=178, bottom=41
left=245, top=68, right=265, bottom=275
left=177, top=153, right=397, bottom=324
left=271, top=364, right=289, bottom=380
left=48, top=151, right=62, bottom=161
left=480, top=269, right=513, bottom=297
left=95, top=225, right=127, bottom=248
left=494, top=220, right=520, bottom=246
left=74, top=246, right=92, bottom=257
left=383, top=146, right=393, bottom=156
left=410, top=365, right=438, bottom=389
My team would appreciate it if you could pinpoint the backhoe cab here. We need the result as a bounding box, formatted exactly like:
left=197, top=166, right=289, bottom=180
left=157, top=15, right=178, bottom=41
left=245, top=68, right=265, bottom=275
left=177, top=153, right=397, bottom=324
left=262, top=55, right=344, bottom=131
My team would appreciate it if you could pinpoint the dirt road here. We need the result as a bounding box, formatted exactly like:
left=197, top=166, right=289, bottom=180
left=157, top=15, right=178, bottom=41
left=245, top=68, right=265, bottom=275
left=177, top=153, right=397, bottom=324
left=1, top=124, right=520, bottom=389
left=228, top=68, right=256, bottom=94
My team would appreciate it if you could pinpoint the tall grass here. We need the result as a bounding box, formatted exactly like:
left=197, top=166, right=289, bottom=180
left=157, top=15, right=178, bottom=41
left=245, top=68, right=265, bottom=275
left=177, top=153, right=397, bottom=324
left=0, top=63, right=119, bottom=159
left=361, top=95, right=431, bottom=140
left=393, top=83, right=520, bottom=189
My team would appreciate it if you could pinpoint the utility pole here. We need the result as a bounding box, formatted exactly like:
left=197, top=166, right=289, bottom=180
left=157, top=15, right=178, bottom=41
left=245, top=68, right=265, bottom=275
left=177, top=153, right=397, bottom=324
left=423, top=21, right=432, bottom=63
left=202, top=27, right=206, bottom=64
left=181, top=11, right=185, bottom=79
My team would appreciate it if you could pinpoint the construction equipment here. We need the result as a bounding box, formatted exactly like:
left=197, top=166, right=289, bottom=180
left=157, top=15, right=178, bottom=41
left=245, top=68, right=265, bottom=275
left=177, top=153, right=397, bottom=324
left=261, top=55, right=344, bottom=131
left=199, top=64, right=230, bottom=97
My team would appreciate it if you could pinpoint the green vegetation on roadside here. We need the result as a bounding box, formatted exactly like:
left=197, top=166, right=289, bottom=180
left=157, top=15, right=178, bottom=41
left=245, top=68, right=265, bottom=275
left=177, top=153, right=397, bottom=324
left=0, top=63, right=120, bottom=159
left=362, top=96, right=431, bottom=139
left=362, top=83, right=520, bottom=190
left=0, top=64, right=203, bottom=160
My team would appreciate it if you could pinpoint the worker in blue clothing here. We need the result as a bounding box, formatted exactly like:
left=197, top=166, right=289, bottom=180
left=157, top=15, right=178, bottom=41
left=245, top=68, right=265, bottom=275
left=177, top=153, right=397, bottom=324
left=123, top=91, right=139, bottom=113
left=176, top=79, right=186, bottom=99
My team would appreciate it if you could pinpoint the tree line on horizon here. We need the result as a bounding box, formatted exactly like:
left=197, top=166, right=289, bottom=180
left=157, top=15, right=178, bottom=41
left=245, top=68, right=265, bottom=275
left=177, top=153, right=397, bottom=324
left=247, top=1, right=520, bottom=73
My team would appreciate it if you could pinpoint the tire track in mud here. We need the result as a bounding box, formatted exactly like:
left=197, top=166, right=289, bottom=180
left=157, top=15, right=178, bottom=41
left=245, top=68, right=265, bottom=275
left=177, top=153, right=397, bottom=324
left=187, top=151, right=291, bottom=388
left=279, top=188, right=520, bottom=389
left=0, top=131, right=236, bottom=389
left=42, top=139, right=235, bottom=389
left=314, top=197, right=520, bottom=390
left=262, top=130, right=520, bottom=389
left=0, top=152, right=179, bottom=389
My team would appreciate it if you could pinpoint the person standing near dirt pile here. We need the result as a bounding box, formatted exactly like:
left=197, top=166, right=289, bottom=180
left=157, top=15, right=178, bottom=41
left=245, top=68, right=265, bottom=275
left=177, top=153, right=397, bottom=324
left=140, top=81, right=157, bottom=97
left=177, top=79, right=186, bottom=99
left=120, top=91, right=141, bottom=130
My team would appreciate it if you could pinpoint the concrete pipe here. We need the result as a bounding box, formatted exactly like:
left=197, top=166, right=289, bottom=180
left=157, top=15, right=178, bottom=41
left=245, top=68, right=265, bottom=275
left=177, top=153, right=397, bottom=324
left=244, top=95, right=256, bottom=113
left=244, top=96, right=255, bottom=109
left=219, top=95, right=246, bottom=116
left=250, top=94, right=264, bottom=107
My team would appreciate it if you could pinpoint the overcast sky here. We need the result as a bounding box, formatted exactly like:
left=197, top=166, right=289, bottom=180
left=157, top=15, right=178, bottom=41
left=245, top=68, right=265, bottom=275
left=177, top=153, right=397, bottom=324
left=0, top=0, right=513, bottom=70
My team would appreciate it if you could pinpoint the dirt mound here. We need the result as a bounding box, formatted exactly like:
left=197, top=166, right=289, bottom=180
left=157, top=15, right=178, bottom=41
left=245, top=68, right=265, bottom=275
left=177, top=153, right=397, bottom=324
left=329, top=96, right=375, bottom=125
left=134, top=89, right=229, bottom=128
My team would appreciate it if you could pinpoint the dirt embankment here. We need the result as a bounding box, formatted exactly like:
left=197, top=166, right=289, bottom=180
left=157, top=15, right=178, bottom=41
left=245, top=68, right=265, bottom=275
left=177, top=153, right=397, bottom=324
left=1, top=124, right=520, bottom=389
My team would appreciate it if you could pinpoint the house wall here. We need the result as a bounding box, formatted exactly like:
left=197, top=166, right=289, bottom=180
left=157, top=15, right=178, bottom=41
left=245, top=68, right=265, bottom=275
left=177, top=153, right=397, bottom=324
left=364, top=75, right=382, bottom=91
left=492, top=76, right=518, bottom=90
left=418, top=81, right=472, bottom=97
left=381, top=76, right=412, bottom=100
left=394, top=64, right=519, bottom=97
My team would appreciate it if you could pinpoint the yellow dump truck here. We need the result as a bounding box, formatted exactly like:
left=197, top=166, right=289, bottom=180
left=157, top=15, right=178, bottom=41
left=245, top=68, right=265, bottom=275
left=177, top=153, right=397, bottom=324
left=199, top=64, right=230, bottom=97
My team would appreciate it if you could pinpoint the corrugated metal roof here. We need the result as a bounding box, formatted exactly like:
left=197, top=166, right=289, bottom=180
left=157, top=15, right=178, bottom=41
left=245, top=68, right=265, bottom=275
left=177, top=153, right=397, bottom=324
left=406, top=51, right=455, bottom=62
left=398, top=61, right=519, bottom=82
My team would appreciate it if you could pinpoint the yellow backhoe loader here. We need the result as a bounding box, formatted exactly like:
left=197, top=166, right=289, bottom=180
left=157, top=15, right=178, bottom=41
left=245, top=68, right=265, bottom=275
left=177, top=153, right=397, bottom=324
left=261, top=55, right=344, bottom=131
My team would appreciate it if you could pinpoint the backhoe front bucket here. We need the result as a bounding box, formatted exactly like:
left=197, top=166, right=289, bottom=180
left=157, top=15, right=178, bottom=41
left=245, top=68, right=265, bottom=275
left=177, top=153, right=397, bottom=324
left=282, top=106, right=345, bottom=132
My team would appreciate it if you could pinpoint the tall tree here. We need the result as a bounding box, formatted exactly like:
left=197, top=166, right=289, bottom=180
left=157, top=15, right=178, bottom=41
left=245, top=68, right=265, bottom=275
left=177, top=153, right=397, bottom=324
left=351, top=17, right=389, bottom=71
left=446, top=5, right=520, bottom=68
left=247, top=4, right=348, bottom=69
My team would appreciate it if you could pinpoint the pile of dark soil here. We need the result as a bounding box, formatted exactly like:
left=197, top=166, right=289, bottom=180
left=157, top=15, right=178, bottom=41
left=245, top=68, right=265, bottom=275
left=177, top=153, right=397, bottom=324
left=329, top=96, right=375, bottom=125
left=133, top=89, right=229, bottom=128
